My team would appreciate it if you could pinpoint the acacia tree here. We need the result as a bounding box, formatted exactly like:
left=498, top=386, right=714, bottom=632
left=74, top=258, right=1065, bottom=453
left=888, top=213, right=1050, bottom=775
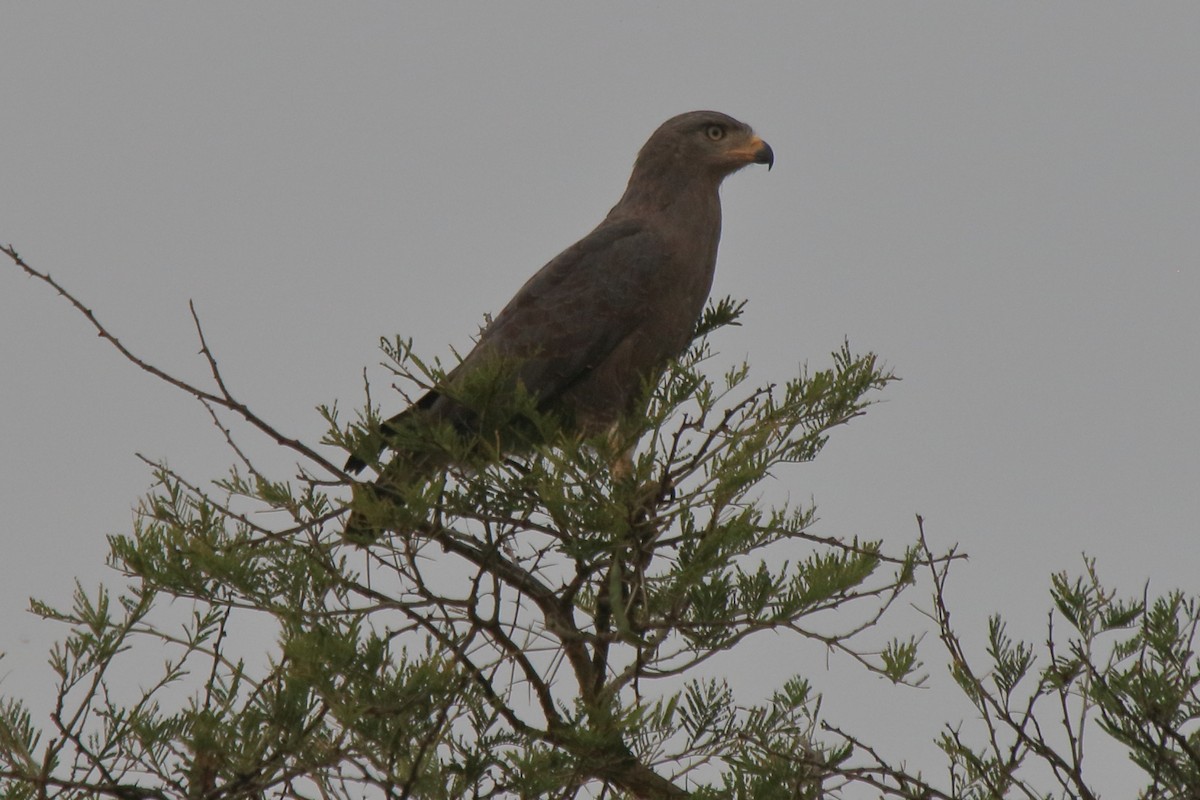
left=2, top=244, right=1198, bottom=799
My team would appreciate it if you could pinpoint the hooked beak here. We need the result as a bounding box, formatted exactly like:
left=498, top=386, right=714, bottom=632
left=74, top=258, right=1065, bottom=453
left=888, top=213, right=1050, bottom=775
left=753, top=138, right=775, bottom=171
left=728, top=135, right=775, bottom=171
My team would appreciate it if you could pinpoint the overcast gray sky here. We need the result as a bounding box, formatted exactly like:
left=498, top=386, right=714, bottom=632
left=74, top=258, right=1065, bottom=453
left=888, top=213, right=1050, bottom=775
left=2, top=4, right=1198, bottom=796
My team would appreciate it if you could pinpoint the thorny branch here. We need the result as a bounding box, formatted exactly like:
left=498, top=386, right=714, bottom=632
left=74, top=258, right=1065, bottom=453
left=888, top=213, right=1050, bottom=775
left=916, top=515, right=1102, bottom=800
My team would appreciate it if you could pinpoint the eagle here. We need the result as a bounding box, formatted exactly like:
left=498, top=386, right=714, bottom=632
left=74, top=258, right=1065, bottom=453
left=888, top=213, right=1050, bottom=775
left=345, top=111, right=772, bottom=536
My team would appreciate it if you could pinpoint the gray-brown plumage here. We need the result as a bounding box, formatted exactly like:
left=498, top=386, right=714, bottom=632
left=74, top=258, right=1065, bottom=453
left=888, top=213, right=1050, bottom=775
left=345, top=111, right=772, bottom=535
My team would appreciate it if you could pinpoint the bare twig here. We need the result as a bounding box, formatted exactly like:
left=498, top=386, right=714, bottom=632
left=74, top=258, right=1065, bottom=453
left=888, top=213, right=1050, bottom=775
left=2, top=244, right=345, bottom=477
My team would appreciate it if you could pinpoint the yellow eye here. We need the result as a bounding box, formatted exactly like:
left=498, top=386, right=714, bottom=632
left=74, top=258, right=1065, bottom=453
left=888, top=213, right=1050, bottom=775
left=705, top=124, right=725, bottom=141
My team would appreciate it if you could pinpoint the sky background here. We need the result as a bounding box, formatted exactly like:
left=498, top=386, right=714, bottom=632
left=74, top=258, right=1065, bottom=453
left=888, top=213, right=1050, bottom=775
left=2, top=4, right=1198, bottom=796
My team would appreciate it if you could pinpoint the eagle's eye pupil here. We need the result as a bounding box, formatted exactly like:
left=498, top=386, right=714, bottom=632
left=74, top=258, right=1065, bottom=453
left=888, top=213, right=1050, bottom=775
left=705, top=125, right=725, bottom=141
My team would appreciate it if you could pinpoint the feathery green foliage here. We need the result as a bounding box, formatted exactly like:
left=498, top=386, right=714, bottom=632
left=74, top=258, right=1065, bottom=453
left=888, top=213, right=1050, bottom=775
left=2, top=292, right=1197, bottom=799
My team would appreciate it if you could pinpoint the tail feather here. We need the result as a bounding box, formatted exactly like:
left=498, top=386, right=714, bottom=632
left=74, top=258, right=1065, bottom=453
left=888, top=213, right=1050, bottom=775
left=343, top=481, right=394, bottom=542
left=343, top=450, right=442, bottom=541
left=346, top=386, right=446, bottom=472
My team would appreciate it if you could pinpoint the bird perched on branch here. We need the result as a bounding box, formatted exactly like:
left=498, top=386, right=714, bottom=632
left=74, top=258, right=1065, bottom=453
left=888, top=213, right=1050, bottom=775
left=344, top=110, right=773, bottom=537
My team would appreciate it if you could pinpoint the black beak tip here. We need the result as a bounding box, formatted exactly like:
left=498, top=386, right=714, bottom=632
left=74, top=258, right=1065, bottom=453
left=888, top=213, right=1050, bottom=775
left=756, top=141, right=775, bottom=171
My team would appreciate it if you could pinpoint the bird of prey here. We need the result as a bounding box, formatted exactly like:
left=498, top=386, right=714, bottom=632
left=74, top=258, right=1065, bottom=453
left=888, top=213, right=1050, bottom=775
left=345, top=110, right=772, bottom=536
